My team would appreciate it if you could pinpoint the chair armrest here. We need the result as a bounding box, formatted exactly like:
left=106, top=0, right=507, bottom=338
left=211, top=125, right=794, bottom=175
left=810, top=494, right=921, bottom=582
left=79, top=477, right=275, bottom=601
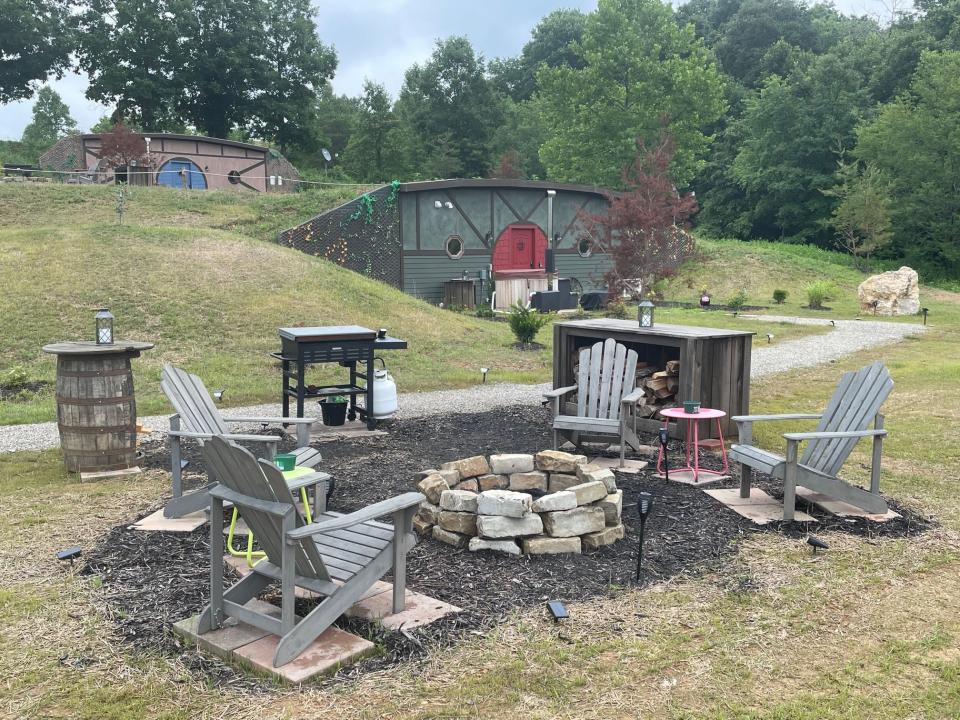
left=783, top=429, right=887, bottom=441
left=210, top=484, right=293, bottom=517
left=223, top=416, right=317, bottom=425
left=543, top=385, right=578, bottom=399
left=283, top=471, right=331, bottom=491
left=168, top=430, right=280, bottom=444
left=621, top=389, right=645, bottom=405
left=732, top=413, right=823, bottom=424
left=286, top=492, right=425, bottom=540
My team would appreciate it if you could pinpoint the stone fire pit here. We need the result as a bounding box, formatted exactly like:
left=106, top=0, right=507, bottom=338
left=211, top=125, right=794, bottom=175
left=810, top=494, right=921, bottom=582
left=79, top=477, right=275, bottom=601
left=413, top=450, right=625, bottom=556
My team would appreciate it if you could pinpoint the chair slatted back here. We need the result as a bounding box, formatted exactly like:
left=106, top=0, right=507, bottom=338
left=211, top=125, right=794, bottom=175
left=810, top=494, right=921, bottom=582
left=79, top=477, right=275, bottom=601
left=575, top=339, right=638, bottom=421
left=801, top=361, right=893, bottom=476
left=161, top=364, right=229, bottom=435
left=202, top=437, right=330, bottom=581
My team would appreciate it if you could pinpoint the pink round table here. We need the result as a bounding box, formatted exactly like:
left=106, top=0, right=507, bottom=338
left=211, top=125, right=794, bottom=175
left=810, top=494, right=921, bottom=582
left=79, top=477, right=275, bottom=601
left=657, top=407, right=729, bottom=484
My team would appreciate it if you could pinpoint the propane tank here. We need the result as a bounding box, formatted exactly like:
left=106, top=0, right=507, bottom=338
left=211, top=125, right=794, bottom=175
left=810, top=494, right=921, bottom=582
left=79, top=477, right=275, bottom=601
left=371, top=358, right=398, bottom=419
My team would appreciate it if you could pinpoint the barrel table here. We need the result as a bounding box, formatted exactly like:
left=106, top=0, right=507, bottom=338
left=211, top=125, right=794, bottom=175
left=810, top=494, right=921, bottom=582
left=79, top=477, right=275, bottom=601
left=42, top=341, right=154, bottom=473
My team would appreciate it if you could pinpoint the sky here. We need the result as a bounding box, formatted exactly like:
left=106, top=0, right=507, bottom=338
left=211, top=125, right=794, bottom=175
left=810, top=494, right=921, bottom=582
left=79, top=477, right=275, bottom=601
left=0, top=0, right=896, bottom=140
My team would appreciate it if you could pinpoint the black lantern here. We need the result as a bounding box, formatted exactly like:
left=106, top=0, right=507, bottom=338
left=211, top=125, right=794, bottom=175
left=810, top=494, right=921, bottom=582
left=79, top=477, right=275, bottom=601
left=635, top=490, right=656, bottom=581
left=95, top=308, right=114, bottom=345
left=638, top=299, right=655, bottom=328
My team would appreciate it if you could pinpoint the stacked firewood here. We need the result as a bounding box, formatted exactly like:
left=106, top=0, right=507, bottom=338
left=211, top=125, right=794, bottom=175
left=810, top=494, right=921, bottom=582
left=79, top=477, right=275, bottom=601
left=632, top=359, right=680, bottom=417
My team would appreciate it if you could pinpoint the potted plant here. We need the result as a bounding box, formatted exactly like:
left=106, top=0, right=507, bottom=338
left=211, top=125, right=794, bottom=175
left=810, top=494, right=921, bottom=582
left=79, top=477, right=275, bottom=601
left=319, top=395, right=348, bottom=426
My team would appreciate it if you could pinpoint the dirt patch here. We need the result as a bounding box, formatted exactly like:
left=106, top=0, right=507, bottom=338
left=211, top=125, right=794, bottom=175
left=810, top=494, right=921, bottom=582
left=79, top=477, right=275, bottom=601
left=83, top=404, right=933, bottom=690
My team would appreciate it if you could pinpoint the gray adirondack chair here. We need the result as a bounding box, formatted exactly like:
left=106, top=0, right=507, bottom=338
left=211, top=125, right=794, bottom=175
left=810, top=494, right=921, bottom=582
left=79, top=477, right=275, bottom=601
left=544, top=338, right=644, bottom=466
left=197, top=436, right=423, bottom=668
left=161, top=364, right=322, bottom=518
left=731, top=361, right=893, bottom=521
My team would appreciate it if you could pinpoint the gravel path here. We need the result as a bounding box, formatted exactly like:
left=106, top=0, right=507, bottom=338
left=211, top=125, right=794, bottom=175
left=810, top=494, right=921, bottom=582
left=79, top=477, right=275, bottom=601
left=0, top=316, right=925, bottom=453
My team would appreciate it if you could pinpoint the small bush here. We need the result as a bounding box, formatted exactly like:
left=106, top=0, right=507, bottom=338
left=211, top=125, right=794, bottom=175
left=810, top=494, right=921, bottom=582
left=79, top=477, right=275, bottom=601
left=605, top=299, right=629, bottom=319
left=806, top=281, right=837, bottom=309
left=772, top=288, right=788, bottom=304
left=0, top=365, right=29, bottom=387
left=508, top=303, right=550, bottom=344
left=727, top=289, right=748, bottom=311
left=474, top=305, right=495, bottom=319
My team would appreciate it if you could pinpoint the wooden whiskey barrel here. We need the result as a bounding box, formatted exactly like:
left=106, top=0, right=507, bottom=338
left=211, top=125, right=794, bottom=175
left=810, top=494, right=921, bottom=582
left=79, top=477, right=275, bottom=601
left=43, top=341, right=154, bottom=473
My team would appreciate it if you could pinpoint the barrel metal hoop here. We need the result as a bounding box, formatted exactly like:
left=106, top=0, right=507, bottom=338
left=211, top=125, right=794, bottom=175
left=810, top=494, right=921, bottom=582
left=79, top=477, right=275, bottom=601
left=62, top=447, right=137, bottom=457
left=58, top=423, right=136, bottom=434
left=57, top=368, right=132, bottom=378
left=55, top=394, right=135, bottom=405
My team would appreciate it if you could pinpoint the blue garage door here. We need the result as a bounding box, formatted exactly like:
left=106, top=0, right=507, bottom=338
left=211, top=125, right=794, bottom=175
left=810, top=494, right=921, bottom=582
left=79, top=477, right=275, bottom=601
left=157, top=159, right=207, bottom=189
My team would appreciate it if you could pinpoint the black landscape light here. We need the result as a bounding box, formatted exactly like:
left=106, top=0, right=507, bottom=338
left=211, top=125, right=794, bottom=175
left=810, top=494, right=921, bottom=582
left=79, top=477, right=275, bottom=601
left=57, top=546, right=82, bottom=566
left=658, top=426, right=670, bottom=483
left=635, top=491, right=655, bottom=581
left=213, top=388, right=226, bottom=402
left=807, top=535, right=829, bottom=554
left=547, top=600, right=569, bottom=622
left=766, top=333, right=774, bottom=344
left=922, top=307, right=929, bottom=325
left=480, top=367, right=489, bottom=384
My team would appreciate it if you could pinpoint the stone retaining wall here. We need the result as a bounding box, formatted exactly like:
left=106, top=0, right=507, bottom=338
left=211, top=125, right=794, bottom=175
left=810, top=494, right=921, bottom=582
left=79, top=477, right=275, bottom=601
left=413, top=450, right=625, bottom=556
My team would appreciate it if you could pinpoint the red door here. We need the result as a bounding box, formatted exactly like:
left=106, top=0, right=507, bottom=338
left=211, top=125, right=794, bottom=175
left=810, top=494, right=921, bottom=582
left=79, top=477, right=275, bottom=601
left=492, top=224, right=547, bottom=273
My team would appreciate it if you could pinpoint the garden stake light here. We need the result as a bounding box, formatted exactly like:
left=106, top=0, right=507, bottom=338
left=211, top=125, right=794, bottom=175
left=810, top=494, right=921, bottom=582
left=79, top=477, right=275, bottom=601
left=546, top=600, right=569, bottom=622
left=480, top=367, right=489, bottom=383
left=658, top=426, right=670, bottom=483
left=635, top=491, right=655, bottom=581
left=807, top=535, right=829, bottom=554
left=56, top=546, right=82, bottom=566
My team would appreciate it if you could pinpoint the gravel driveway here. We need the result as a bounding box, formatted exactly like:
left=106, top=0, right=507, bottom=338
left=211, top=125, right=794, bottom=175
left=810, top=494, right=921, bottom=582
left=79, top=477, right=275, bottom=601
left=0, top=316, right=925, bottom=453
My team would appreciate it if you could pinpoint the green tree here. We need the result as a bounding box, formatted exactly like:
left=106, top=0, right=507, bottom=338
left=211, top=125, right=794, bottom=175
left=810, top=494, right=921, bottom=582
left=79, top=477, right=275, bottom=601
left=76, top=0, right=185, bottom=131
left=342, top=81, right=397, bottom=182
left=395, top=37, right=503, bottom=178
left=822, top=160, right=892, bottom=267
left=537, top=0, right=727, bottom=188
left=0, top=0, right=72, bottom=103
left=20, top=87, right=76, bottom=152
left=855, top=50, right=960, bottom=278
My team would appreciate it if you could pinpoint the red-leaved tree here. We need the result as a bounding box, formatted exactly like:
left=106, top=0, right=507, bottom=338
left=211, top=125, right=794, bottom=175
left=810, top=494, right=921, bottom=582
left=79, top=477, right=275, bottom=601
left=489, top=149, right=524, bottom=179
left=579, top=128, right=698, bottom=298
left=98, top=122, right=147, bottom=170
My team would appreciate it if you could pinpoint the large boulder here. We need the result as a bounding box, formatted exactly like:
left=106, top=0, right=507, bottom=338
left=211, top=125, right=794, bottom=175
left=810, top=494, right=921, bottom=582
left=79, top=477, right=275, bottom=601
left=858, top=266, right=920, bottom=316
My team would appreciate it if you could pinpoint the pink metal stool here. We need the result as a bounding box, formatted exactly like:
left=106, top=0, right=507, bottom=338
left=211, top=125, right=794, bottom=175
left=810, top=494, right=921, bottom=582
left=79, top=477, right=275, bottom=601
left=657, top=407, right=729, bottom=484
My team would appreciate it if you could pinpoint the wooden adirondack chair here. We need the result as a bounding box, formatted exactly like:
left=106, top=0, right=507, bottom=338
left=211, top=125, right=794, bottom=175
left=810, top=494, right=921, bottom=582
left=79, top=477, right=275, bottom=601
left=731, top=361, right=893, bottom=521
left=544, top=338, right=645, bottom=466
left=161, top=364, right=323, bottom=518
left=197, top=436, right=423, bottom=668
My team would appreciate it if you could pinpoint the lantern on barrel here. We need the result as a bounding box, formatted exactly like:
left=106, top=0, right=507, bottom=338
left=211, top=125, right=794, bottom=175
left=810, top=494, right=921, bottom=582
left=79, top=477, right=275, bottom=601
left=95, top=308, right=114, bottom=345
left=638, top=299, right=655, bottom=328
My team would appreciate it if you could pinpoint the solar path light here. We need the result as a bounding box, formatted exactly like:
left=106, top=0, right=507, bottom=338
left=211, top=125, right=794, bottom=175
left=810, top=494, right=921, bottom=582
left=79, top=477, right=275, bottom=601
left=635, top=491, right=655, bottom=581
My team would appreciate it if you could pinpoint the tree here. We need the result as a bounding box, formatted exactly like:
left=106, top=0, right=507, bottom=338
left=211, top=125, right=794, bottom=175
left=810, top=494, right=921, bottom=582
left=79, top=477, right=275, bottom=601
left=0, top=0, right=72, bottom=103
left=822, top=160, right=893, bottom=267
left=342, top=81, right=397, bottom=182
left=395, top=37, right=503, bottom=178
left=20, top=87, right=76, bottom=152
left=855, top=50, right=960, bottom=278
left=76, top=0, right=185, bottom=131
left=537, top=0, right=727, bottom=188
left=98, top=123, right=147, bottom=170
left=579, top=130, right=699, bottom=295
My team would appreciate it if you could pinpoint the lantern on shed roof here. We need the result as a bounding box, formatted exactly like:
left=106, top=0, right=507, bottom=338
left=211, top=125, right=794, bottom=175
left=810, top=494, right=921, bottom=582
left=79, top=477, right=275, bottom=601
left=95, top=308, right=114, bottom=345
left=638, top=299, right=655, bottom=328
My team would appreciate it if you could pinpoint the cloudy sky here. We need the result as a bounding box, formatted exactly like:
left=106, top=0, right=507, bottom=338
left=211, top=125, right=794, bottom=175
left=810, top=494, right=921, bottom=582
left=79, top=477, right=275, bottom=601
left=0, top=0, right=895, bottom=140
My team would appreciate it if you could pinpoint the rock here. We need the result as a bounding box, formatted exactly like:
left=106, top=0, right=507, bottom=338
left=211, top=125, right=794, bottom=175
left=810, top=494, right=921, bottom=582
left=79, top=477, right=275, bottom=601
left=635, top=444, right=658, bottom=456
left=582, top=524, right=625, bottom=550
left=489, top=453, right=534, bottom=474
left=477, top=489, right=532, bottom=518
left=509, top=471, right=547, bottom=492
left=576, top=464, right=618, bottom=492
left=478, top=474, right=509, bottom=491
left=438, top=511, right=478, bottom=536
left=417, top=502, right=441, bottom=525
left=558, top=440, right=578, bottom=453
left=597, top=490, right=623, bottom=526
left=416, top=474, right=449, bottom=505
left=413, top=469, right=439, bottom=484
left=432, top=526, right=469, bottom=548
left=413, top=516, right=434, bottom=536
left=441, top=455, right=490, bottom=479
left=468, top=537, right=521, bottom=556
left=454, top=479, right=479, bottom=493
left=541, top=506, right=605, bottom=537
left=567, top=480, right=608, bottom=506
left=531, top=490, right=577, bottom=513
left=439, top=489, right=479, bottom=513
left=536, top=450, right=589, bottom=473
left=476, top=514, right=543, bottom=539
left=858, top=266, right=920, bottom=316
left=436, top=469, right=460, bottom=486
left=522, top=535, right=582, bottom=555
left=548, top=473, right=581, bottom=492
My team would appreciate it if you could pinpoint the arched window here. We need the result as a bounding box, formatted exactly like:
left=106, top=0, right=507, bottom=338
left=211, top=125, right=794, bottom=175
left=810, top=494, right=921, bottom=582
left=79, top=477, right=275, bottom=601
left=156, top=158, right=207, bottom=189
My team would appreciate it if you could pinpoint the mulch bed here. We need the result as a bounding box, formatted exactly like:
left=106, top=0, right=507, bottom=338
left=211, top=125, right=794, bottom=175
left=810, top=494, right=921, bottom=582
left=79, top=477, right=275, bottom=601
left=83, top=404, right=933, bottom=690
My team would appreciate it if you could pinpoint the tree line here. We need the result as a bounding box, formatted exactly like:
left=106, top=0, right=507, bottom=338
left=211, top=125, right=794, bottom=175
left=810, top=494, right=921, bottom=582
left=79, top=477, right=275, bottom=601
left=4, top=0, right=960, bottom=279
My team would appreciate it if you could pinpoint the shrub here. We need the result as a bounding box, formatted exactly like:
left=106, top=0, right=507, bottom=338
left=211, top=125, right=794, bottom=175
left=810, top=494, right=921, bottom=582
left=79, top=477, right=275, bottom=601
left=772, top=288, right=788, bottom=304
left=605, top=299, right=629, bottom=319
left=508, top=303, right=550, bottom=344
left=727, top=289, right=748, bottom=311
left=474, top=305, right=495, bottom=319
left=0, top=365, right=29, bottom=387
left=805, top=281, right=837, bottom=309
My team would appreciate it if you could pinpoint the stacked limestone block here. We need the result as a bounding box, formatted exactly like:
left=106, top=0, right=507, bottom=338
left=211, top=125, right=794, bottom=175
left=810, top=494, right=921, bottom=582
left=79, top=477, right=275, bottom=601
left=413, top=450, right=626, bottom=555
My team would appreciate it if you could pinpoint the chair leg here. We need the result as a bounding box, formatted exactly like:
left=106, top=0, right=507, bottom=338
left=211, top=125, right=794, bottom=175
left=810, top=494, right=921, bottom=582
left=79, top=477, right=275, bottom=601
left=170, top=416, right=182, bottom=499
left=871, top=414, right=884, bottom=495
left=204, top=495, right=224, bottom=632
left=783, top=439, right=799, bottom=522
left=619, top=417, right=626, bottom=468
left=738, top=421, right=753, bottom=498
left=280, top=511, right=296, bottom=637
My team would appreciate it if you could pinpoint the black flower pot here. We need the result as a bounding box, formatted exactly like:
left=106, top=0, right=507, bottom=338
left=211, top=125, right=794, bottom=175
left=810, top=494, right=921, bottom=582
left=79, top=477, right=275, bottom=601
left=320, top=399, right=348, bottom=426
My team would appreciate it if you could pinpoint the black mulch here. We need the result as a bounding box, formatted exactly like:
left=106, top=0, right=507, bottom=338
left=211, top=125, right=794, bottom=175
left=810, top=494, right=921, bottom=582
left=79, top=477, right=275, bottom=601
left=82, top=404, right=933, bottom=691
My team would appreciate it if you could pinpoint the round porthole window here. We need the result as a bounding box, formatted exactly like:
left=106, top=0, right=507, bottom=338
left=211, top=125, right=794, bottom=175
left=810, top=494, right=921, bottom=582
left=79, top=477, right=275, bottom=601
left=577, top=237, right=592, bottom=257
left=446, top=234, right=464, bottom=259
left=227, top=170, right=241, bottom=185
